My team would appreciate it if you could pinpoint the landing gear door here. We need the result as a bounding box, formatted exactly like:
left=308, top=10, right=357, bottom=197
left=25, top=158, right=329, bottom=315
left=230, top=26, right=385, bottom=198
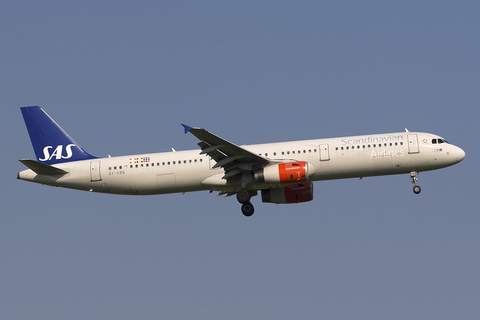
left=319, top=144, right=330, bottom=161
left=407, top=134, right=420, bottom=154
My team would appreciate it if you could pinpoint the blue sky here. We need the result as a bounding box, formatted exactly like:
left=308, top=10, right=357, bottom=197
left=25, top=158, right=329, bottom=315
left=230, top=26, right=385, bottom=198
left=1, top=1, right=479, bottom=319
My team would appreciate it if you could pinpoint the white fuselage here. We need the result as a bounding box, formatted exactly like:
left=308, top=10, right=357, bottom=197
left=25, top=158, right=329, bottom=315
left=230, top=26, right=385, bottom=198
left=17, top=132, right=465, bottom=195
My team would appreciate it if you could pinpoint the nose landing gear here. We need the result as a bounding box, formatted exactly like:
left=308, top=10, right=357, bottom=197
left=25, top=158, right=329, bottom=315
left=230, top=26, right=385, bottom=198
left=411, top=171, right=421, bottom=194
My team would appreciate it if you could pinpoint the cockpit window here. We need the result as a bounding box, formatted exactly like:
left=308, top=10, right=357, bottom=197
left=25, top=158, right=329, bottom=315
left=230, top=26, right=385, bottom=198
left=433, top=138, right=449, bottom=144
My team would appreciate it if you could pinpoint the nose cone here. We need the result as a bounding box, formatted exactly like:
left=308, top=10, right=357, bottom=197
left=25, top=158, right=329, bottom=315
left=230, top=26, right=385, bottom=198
left=455, top=146, right=466, bottom=163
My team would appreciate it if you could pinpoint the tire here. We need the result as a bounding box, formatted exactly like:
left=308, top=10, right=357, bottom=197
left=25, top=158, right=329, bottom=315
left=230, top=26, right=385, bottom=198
left=413, top=185, right=421, bottom=194
left=241, top=202, right=255, bottom=217
left=236, top=190, right=251, bottom=203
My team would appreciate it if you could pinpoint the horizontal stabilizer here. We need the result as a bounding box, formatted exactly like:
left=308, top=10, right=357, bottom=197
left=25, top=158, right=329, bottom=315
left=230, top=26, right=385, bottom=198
left=19, top=159, right=68, bottom=175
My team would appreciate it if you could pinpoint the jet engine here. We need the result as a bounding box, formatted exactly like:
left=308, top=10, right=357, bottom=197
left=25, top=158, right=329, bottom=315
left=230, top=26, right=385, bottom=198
left=261, top=182, right=313, bottom=204
left=254, top=161, right=314, bottom=184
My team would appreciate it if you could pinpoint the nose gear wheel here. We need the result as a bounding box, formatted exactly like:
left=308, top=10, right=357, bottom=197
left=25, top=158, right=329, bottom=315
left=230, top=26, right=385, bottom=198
left=410, top=172, right=421, bottom=194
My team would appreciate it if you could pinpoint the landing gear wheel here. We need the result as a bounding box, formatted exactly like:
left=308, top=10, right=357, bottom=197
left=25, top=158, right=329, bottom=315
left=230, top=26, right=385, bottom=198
left=236, top=190, right=251, bottom=203
left=413, top=185, right=421, bottom=194
left=410, top=171, right=421, bottom=194
left=241, top=202, right=255, bottom=217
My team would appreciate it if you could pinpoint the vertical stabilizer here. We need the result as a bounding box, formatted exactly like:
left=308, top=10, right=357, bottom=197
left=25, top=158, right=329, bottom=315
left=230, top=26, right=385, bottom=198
left=21, top=106, right=96, bottom=164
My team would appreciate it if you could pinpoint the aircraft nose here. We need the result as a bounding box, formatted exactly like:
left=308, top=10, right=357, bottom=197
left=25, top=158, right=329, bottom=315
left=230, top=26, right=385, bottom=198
left=455, top=146, right=466, bottom=163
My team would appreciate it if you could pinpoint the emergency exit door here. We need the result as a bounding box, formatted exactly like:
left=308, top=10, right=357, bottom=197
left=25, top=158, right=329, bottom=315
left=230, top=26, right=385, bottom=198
left=320, top=144, right=330, bottom=161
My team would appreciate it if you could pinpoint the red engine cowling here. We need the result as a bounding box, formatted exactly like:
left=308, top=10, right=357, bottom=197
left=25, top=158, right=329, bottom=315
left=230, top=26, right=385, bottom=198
left=261, top=182, right=313, bottom=204
left=254, top=161, right=314, bottom=184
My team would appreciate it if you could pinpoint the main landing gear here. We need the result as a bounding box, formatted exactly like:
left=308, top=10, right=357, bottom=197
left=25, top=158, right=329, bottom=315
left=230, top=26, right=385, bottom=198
left=237, top=190, right=256, bottom=217
left=410, top=171, right=421, bottom=194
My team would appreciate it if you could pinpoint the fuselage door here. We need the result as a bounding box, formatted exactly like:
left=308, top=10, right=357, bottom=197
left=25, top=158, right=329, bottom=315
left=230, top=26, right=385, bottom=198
left=90, top=161, right=102, bottom=181
left=320, top=144, right=330, bottom=161
left=407, top=134, right=420, bottom=154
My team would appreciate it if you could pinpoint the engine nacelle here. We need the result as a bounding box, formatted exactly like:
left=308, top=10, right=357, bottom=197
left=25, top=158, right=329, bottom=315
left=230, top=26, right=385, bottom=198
left=254, top=161, right=314, bottom=184
left=261, top=182, right=314, bottom=204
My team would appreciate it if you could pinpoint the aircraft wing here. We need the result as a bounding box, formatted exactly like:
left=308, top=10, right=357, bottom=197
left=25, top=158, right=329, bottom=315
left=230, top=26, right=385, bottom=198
left=182, top=124, right=270, bottom=181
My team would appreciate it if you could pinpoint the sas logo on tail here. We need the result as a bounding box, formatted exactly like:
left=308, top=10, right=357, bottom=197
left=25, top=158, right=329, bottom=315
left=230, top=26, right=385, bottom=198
left=39, top=144, right=76, bottom=161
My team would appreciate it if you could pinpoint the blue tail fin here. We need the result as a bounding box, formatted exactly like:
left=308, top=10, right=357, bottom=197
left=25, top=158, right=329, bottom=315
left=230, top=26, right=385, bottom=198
left=21, top=106, right=97, bottom=164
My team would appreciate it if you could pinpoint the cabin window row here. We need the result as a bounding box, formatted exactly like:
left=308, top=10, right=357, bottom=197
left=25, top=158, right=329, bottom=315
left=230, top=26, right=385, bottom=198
left=335, top=142, right=404, bottom=151
left=258, top=149, right=318, bottom=157
left=108, top=158, right=203, bottom=170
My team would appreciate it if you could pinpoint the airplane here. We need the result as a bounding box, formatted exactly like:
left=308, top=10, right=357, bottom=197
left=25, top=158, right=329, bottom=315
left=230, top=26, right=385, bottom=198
left=17, top=106, right=465, bottom=216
